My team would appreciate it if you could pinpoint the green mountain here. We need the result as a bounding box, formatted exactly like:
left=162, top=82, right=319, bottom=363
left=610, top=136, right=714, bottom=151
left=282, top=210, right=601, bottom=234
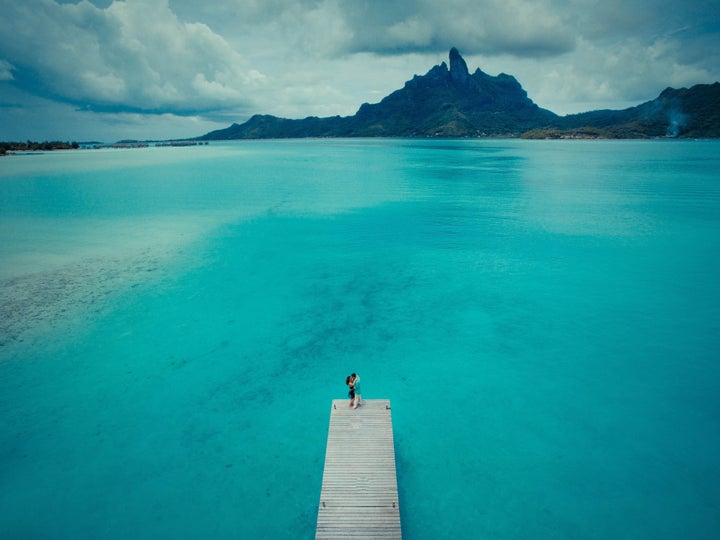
left=200, top=49, right=720, bottom=140
left=554, top=83, right=720, bottom=138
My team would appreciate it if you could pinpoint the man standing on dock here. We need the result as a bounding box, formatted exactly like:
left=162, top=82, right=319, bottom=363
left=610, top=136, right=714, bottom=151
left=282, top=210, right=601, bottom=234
left=351, top=373, right=362, bottom=409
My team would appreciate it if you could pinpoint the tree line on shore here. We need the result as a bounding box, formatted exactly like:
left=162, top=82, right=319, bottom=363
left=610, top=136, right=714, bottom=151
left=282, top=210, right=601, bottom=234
left=1, top=140, right=80, bottom=155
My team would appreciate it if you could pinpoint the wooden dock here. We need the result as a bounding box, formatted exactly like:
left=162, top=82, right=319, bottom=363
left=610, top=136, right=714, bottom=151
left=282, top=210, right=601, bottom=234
left=315, top=399, right=402, bottom=539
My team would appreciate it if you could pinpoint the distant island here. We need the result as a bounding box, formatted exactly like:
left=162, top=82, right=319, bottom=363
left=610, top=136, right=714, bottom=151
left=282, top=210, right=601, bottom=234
left=199, top=48, right=720, bottom=140
left=1, top=140, right=79, bottom=155
left=0, top=140, right=209, bottom=154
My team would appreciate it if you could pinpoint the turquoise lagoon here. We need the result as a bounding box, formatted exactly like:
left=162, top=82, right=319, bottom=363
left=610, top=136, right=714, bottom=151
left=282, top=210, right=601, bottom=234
left=1, top=139, right=719, bottom=539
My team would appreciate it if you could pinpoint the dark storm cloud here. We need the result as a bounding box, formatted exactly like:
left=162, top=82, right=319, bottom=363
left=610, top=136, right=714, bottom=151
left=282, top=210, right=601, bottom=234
left=331, top=0, right=577, bottom=57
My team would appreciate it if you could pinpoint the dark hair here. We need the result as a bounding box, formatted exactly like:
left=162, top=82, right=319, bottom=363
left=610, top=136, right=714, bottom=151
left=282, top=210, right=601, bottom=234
left=351, top=373, right=357, bottom=377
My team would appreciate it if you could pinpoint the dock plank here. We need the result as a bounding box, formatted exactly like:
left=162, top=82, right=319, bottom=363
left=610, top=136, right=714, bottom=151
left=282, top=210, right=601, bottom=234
left=315, top=399, right=402, bottom=540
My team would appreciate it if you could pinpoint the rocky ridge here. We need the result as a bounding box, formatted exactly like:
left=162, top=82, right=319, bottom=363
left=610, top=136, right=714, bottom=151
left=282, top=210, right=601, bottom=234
left=199, top=49, right=720, bottom=139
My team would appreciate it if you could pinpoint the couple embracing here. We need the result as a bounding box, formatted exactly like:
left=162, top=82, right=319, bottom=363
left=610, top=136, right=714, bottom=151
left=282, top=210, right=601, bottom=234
left=345, top=373, right=362, bottom=409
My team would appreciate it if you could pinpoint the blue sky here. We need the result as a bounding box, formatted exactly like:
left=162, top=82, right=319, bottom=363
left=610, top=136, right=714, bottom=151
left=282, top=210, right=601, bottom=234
left=1, top=0, right=718, bottom=141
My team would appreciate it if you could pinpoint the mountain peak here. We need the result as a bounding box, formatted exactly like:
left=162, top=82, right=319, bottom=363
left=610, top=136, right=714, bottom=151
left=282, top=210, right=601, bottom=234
left=199, top=50, right=720, bottom=140
left=449, top=47, right=470, bottom=82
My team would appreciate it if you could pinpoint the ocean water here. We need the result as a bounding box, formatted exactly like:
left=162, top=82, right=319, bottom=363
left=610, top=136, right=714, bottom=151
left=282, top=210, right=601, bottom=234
left=1, top=139, right=719, bottom=539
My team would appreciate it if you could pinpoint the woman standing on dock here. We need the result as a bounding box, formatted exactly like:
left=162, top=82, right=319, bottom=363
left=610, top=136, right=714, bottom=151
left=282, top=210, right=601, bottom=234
left=346, top=375, right=355, bottom=408
left=351, top=373, right=362, bottom=409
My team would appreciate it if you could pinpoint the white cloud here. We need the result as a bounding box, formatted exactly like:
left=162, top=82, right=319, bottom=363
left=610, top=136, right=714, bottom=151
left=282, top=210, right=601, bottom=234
left=0, top=0, right=264, bottom=112
left=386, top=16, right=435, bottom=48
left=192, top=73, right=242, bottom=101
left=480, top=33, right=719, bottom=115
left=0, top=59, right=14, bottom=81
